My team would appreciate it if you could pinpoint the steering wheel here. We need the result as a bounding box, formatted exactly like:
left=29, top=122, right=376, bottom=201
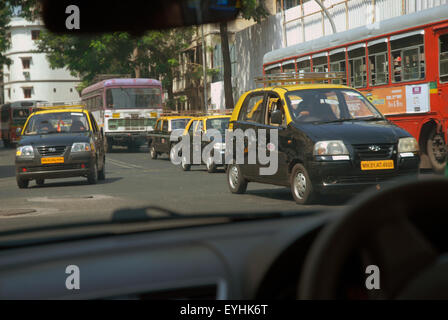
left=298, top=178, right=448, bottom=299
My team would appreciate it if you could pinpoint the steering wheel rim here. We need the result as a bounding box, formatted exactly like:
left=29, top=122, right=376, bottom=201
left=298, top=177, right=448, bottom=300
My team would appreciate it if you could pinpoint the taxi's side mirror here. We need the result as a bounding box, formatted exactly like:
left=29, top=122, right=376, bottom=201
left=271, top=110, right=283, bottom=125
left=16, top=127, right=22, bottom=136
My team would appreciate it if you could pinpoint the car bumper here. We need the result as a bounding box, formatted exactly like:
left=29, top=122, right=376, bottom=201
left=106, top=132, right=148, bottom=145
left=16, top=153, right=94, bottom=180
left=308, top=156, right=420, bottom=194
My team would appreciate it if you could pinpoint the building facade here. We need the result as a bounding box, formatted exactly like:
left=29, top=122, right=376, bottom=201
left=173, top=0, right=448, bottom=111
left=2, top=17, right=81, bottom=105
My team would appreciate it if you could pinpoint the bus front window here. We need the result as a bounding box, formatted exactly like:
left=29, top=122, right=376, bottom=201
left=106, top=87, right=162, bottom=109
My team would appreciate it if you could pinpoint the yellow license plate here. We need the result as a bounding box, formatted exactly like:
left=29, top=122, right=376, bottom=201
left=361, top=160, right=394, bottom=170
left=41, top=157, right=64, bottom=164
left=112, top=113, right=120, bottom=118
left=150, top=112, right=157, bottom=117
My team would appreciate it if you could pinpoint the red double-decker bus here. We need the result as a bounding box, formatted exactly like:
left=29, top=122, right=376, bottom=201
left=263, top=6, right=448, bottom=173
left=0, top=100, right=47, bottom=147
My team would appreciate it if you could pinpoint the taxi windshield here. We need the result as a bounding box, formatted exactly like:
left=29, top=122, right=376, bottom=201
left=206, top=117, right=230, bottom=133
left=23, top=112, right=90, bottom=135
left=286, top=89, right=383, bottom=123
left=171, top=119, right=191, bottom=130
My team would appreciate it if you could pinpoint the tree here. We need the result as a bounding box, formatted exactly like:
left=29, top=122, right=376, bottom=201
left=141, top=28, right=194, bottom=109
left=219, top=0, right=268, bottom=109
left=36, top=28, right=193, bottom=107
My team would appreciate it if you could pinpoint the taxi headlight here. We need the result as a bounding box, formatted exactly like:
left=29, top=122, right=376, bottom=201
left=398, top=137, right=419, bottom=153
left=71, top=142, right=91, bottom=152
left=16, top=145, right=34, bottom=158
left=314, top=140, right=349, bottom=156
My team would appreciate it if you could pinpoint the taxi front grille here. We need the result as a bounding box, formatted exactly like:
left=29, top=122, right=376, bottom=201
left=37, top=146, right=67, bottom=156
left=352, top=144, right=394, bottom=160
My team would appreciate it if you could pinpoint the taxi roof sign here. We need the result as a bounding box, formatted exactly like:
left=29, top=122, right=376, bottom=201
left=35, top=101, right=86, bottom=111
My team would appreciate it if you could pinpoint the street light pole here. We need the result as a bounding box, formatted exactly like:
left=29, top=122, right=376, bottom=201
left=314, top=0, right=337, bottom=34
left=201, top=24, right=208, bottom=112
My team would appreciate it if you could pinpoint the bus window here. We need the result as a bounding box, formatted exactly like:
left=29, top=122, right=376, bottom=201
left=312, top=56, right=328, bottom=73
left=348, top=46, right=367, bottom=88
left=391, top=32, right=425, bottom=82
left=282, top=61, right=295, bottom=73
left=368, top=41, right=389, bottom=86
left=440, top=34, right=448, bottom=83
left=330, top=51, right=347, bottom=85
left=265, top=65, right=281, bottom=75
left=297, top=58, right=311, bottom=73
left=313, top=55, right=329, bottom=83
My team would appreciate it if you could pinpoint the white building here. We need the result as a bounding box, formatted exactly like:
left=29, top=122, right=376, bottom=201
left=2, top=17, right=81, bottom=104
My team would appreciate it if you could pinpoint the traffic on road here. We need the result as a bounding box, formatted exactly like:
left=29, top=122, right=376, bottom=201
left=0, top=0, right=447, bottom=301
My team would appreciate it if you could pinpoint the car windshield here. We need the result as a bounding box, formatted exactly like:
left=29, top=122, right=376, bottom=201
left=106, top=87, right=162, bottom=109
left=171, top=119, right=190, bottom=130
left=206, top=117, right=230, bottom=133
left=286, top=89, right=383, bottom=123
left=0, top=0, right=439, bottom=280
left=23, top=112, right=90, bottom=135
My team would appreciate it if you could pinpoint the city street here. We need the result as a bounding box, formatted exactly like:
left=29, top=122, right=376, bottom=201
left=0, top=145, right=348, bottom=231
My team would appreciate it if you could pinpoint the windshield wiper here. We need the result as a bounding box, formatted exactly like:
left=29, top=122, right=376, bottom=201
left=315, top=116, right=384, bottom=124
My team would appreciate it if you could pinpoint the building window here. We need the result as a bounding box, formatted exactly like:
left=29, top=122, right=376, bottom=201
left=7, top=89, right=11, bottom=99
left=23, top=87, right=32, bottom=99
left=21, top=58, right=31, bottom=70
left=31, top=30, right=40, bottom=40
left=53, top=88, right=56, bottom=93
left=212, top=43, right=236, bottom=82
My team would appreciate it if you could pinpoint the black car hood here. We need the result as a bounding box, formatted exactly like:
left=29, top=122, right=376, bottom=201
left=295, top=120, right=410, bottom=144
left=18, top=132, right=91, bottom=147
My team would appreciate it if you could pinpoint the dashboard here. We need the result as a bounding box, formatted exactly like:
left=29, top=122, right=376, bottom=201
left=0, top=211, right=333, bottom=300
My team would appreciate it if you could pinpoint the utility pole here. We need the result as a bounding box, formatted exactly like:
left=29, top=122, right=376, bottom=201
left=201, top=24, right=208, bottom=112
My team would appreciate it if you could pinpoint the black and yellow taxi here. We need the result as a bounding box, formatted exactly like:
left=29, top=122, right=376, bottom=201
left=15, top=105, right=106, bottom=188
left=147, top=115, right=193, bottom=159
left=180, top=115, right=231, bottom=172
left=226, top=73, right=420, bottom=204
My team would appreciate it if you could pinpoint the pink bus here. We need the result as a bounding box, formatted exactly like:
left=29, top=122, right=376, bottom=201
left=81, top=78, right=163, bottom=152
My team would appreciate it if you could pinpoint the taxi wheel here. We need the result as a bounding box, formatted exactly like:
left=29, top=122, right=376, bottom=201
left=291, top=163, right=315, bottom=205
left=98, top=157, right=106, bottom=181
left=227, top=164, right=247, bottom=194
left=181, top=155, right=191, bottom=171
left=206, top=156, right=217, bottom=173
left=87, top=162, right=98, bottom=185
left=169, top=144, right=178, bottom=163
left=36, top=179, right=45, bottom=186
left=427, top=129, right=446, bottom=174
left=150, top=145, right=158, bottom=159
left=17, top=177, right=29, bottom=189
left=106, top=139, right=113, bottom=153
